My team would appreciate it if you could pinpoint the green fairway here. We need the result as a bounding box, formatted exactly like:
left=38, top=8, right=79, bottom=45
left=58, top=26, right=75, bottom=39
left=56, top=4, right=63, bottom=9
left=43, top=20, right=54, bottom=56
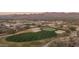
left=6, top=30, right=57, bottom=42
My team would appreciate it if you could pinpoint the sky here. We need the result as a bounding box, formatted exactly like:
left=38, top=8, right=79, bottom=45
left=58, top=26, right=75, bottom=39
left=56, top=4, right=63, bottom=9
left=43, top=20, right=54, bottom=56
left=0, top=0, right=79, bottom=12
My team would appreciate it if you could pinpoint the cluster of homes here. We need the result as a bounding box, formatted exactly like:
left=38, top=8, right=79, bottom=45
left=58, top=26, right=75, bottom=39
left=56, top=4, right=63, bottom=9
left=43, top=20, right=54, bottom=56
left=0, top=20, right=79, bottom=37
left=0, top=22, right=28, bottom=35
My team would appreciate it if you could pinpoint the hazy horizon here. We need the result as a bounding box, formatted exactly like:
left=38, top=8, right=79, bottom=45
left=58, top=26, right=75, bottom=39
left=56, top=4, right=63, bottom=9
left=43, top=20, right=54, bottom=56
left=0, top=12, right=45, bottom=15
left=0, top=12, right=79, bottom=15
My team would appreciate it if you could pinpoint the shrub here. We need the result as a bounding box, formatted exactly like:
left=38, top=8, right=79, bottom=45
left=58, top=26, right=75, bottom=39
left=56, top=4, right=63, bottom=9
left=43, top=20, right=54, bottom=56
left=69, top=26, right=76, bottom=31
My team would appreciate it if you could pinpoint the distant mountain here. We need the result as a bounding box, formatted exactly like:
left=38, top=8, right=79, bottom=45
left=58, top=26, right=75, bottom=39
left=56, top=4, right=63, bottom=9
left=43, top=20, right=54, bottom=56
left=0, top=12, right=79, bottom=21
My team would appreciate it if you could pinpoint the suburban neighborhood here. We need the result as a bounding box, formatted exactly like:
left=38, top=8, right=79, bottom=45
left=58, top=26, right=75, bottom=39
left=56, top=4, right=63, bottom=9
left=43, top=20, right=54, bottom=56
left=0, top=12, right=79, bottom=47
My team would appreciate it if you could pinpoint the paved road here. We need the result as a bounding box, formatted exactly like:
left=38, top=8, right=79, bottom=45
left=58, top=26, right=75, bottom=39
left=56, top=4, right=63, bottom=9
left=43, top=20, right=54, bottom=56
left=43, top=41, right=53, bottom=47
left=43, top=31, right=78, bottom=47
left=43, top=39, right=54, bottom=47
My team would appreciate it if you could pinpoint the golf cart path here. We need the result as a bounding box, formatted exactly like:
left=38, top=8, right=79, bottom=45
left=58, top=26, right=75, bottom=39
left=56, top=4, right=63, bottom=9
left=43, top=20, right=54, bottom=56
left=43, top=39, right=55, bottom=47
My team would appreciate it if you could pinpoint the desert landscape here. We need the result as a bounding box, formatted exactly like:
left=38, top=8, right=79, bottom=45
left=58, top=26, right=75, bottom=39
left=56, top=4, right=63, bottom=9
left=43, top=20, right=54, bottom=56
left=0, top=12, right=79, bottom=47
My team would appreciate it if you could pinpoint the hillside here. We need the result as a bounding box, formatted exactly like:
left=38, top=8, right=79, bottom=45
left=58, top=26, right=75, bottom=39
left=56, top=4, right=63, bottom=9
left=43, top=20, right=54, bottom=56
left=0, top=12, right=79, bottom=21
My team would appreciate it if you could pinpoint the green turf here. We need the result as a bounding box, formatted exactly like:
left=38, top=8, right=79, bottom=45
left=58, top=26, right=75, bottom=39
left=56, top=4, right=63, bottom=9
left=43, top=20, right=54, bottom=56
left=6, top=31, right=57, bottom=42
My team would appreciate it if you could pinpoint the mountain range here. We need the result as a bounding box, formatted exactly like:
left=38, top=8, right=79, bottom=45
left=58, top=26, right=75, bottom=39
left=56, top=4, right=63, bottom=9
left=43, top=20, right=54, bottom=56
left=0, top=12, right=79, bottom=21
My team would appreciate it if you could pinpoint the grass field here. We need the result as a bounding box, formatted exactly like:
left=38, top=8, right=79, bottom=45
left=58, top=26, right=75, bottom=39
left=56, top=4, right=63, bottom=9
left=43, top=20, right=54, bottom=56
left=6, top=30, right=57, bottom=42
